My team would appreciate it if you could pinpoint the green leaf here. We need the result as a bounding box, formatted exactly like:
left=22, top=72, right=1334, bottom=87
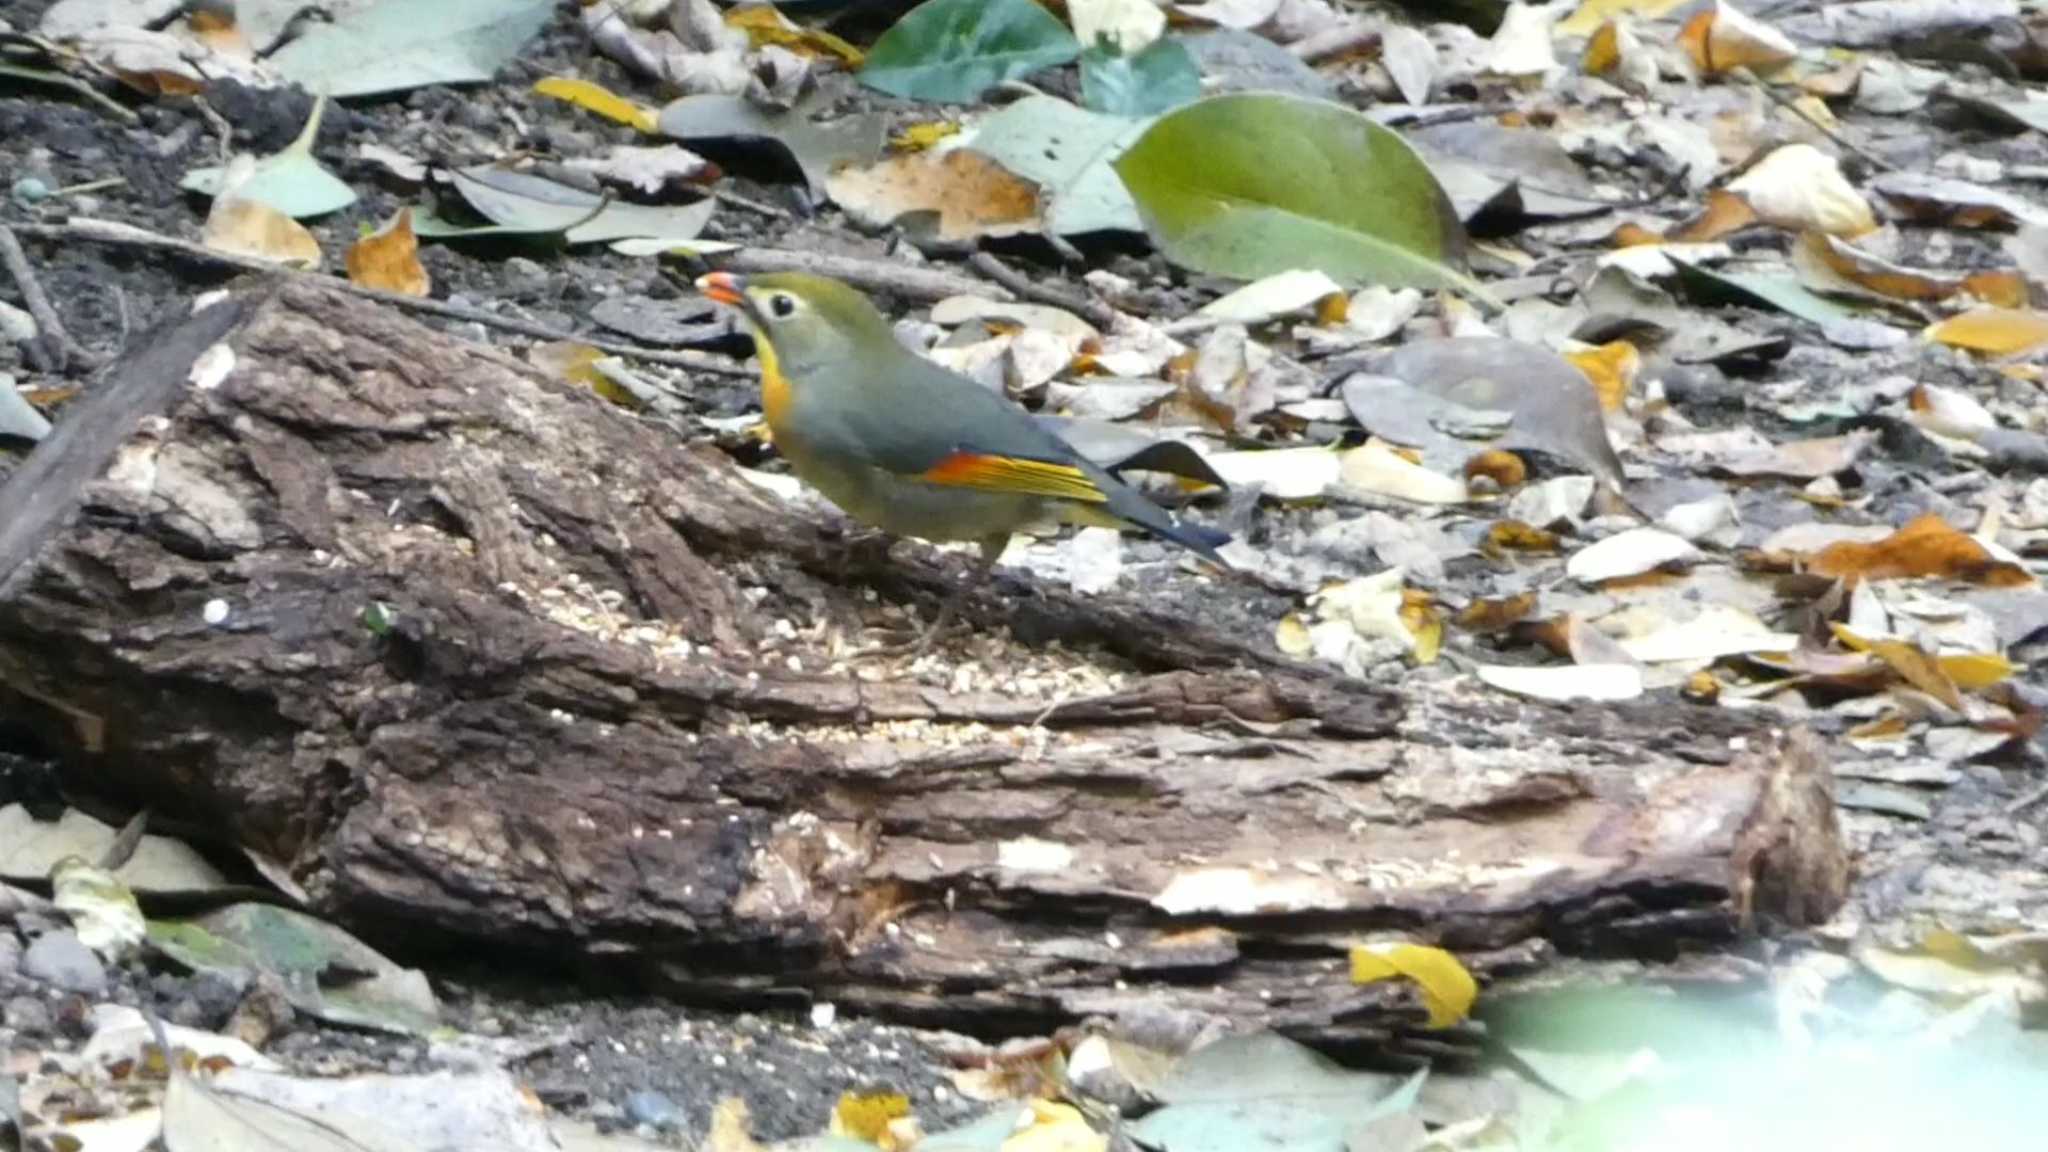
left=656, top=93, right=883, bottom=199
left=860, top=0, right=1081, bottom=104
left=268, top=0, right=554, bottom=99
left=1080, top=36, right=1201, bottom=117
left=964, top=96, right=1149, bottom=235
left=181, top=96, right=356, bottom=219
left=1669, top=257, right=1863, bottom=326
left=149, top=903, right=440, bottom=1036
left=1128, top=1033, right=1413, bottom=1152
left=1113, top=92, right=1484, bottom=299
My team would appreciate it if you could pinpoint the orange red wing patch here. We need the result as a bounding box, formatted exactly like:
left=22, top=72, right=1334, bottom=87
left=917, top=451, right=1108, bottom=503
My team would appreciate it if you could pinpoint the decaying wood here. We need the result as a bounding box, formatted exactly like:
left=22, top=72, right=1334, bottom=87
left=0, top=282, right=1848, bottom=1043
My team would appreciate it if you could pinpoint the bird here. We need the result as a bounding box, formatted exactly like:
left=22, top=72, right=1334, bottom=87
left=696, top=270, right=1230, bottom=654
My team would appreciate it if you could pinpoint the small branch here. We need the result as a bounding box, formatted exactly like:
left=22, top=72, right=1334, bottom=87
left=967, top=251, right=1117, bottom=329
left=0, top=61, right=139, bottom=124
left=10, top=218, right=751, bottom=378
left=1730, top=67, right=1895, bottom=173
left=0, top=224, right=102, bottom=374
left=712, top=247, right=1010, bottom=303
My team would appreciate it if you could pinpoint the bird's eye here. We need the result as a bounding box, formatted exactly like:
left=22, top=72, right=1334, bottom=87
left=768, top=293, right=797, bottom=319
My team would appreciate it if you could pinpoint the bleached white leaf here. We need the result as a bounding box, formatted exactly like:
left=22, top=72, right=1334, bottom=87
left=1198, top=268, right=1345, bottom=324
left=1477, top=663, right=1644, bottom=701
left=1566, top=527, right=1699, bottom=583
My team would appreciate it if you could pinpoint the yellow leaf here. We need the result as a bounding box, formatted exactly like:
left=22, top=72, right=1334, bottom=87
left=1940, top=650, right=2019, bottom=690
left=1350, top=942, right=1477, bottom=1029
left=1001, top=1101, right=1106, bottom=1152
left=891, top=120, right=963, bottom=152
left=831, top=1092, right=911, bottom=1143
left=534, top=75, right=658, bottom=133
left=1559, top=0, right=1688, bottom=37
left=1565, top=340, right=1639, bottom=411
left=1925, top=307, right=2048, bottom=357
left=1455, top=592, right=1536, bottom=634
left=344, top=207, right=430, bottom=297
left=725, top=3, right=865, bottom=66
left=1274, top=613, right=1314, bottom=657
left=1401, top=591, right=1443, bottom=665
left=1582, top=20, right=1622, bottom=74
left=707, top=1098, right=764, bottom=1152
left=1831, top=624, right=1964, bottom=710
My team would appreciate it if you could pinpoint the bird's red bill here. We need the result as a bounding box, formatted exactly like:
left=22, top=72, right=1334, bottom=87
left=696, top=272, right=746, bottom=306
left=918, top=451, right=1108, bottom=504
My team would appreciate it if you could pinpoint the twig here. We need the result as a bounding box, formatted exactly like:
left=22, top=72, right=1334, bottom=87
left=967, top=251, right=1117, bottom=328
left=0, top=61, right=139, bottom=124
left=713, top=246, right=1010, bottom=302
left=0, top=224, right=101, bottom=374
left=712, top=187, right=792, bottom=219
left=10, top=217, right=752, bottom=378
left=1730, top=67, right=1895, bottom=173
left=2008, top=776, right=2048, bottom=816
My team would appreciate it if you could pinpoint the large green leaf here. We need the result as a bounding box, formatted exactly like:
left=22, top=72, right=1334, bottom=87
left=268, top=0, right=553, bottom=99
left=859, top=0, right=1080, bottom=104
left=1112, top=92, right=1482, bottom=297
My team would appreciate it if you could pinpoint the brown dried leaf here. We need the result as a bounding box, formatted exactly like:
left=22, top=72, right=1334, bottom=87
left=825, top=149, right=1041, bottom=243
left=1808, top=514, right=2033, bottom=587
left=344, top=207, right=430, bottom=297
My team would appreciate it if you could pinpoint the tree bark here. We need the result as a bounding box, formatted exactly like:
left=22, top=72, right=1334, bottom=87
left=0, top=281, right=1849, bottom=1043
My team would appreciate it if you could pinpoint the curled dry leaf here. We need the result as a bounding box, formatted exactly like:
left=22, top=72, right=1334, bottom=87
left=1908, top=383, right=1998, bottom=441
left=1340, top=441, right=1471, bottom=504
left=1798, top=233, right=2025, bottom=307
left=1582, top=17, right=1660, bottom=93
left=826, top=149, right=1042, bottom=242
left=1807, top=514, right=2033, bottom=586
left=344, top=207, right=430, bottom=297
left=202, top=155, right=321, bottom=269
left=1681, top=0, right=1800, bottom=75
left=1726, top=145, right=1876, bottom=237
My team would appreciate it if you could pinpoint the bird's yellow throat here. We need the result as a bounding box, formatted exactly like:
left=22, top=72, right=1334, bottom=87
left=743, top=322, right=793, bottom=430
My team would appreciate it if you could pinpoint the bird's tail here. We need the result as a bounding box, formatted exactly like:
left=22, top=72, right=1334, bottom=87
left=1066, top=473, right=1233, bottom=569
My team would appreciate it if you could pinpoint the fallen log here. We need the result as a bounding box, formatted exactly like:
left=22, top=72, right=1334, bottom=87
left=0, top=280, right=1848, bottom=1044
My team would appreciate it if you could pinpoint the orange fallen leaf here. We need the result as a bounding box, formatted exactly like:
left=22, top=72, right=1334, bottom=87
left=345, top=208, right=430, bottom=297
left=1808, top=514, right=2032, bottom=587
left=1457, top=592, right=1537, bottom=634
left=1464, top=449, right=1527, bottom=489
left=1486, top=520, right=1562, bottom=555
left=202, top=173, right=320, bottom=269
left=1669, top=188, right=1757, bottom=243
left=1401, top=589, right=1442, bottom=665
left=824, top=150, right=1041, bottom=243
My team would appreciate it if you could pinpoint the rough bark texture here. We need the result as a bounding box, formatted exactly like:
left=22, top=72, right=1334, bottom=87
left=0, top=281, right=1850, bottom=1043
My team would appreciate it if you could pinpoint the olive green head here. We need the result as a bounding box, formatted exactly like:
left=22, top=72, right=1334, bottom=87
left=696, top=271, right=897, bottom=377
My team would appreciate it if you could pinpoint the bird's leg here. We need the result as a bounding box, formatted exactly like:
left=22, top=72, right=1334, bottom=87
left=907, top=534, right=1008, bottom=658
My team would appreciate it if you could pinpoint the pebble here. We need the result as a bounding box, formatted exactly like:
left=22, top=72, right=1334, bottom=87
left=21, top=931, right=107, bottom=996
left=0, top=931, right=21, bottom=977
left=3, top=994, right=51, bottom=1034
left=623, top=1089, right=684, bottom=1132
